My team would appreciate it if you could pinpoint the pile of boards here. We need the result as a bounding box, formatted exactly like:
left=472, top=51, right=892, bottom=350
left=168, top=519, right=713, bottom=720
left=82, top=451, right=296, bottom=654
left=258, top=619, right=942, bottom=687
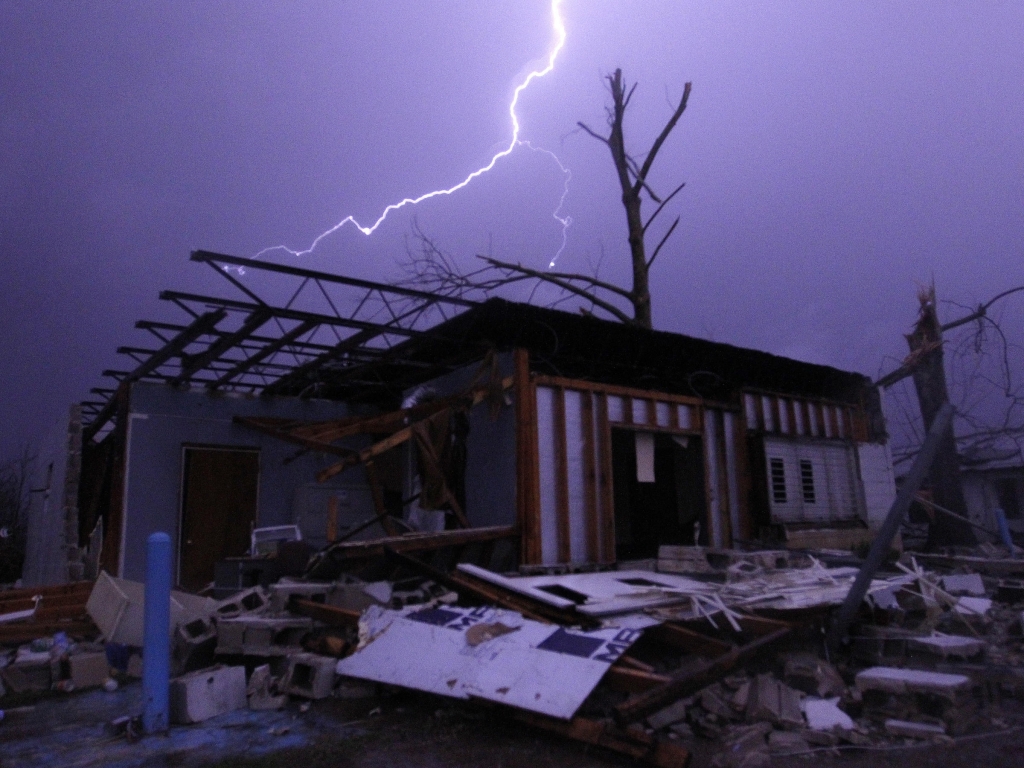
left=2, top=539, right=1024, bottom=767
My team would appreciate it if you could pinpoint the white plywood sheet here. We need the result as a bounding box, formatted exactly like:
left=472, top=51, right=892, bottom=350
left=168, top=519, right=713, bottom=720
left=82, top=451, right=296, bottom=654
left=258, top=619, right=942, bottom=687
left=457, top=564, right=716, bottom=617
left=336, top=605, right=642, bottom=719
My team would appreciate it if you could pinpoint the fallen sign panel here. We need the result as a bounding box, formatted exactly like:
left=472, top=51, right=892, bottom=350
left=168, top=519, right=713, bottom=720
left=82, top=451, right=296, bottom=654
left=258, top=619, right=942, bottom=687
left=336, top=604, right=643, bottom=719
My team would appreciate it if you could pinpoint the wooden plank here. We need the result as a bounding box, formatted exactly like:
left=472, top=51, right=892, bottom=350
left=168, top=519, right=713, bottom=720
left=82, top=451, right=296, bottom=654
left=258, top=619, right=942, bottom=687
left=623, top=395, right=634, bottom=425
left=839, top=409, right=856, bottom=438
left=364, top=460, right=402, bottom=536
left=827, top=404, right=840, bottom=438
left=733, top=410, right=753, bottom=542
left=800, top=400, right=814, bottom=437
left=613, top=626, right=791, bottom=724
left=715, top=411, right=732, bottom=546
left=0, top=620, right=98, bottom=644
left=515, top=348, right=542, bottom=565
left=310, top=525, right=518, bottom=566
left=552, top=387, right=571, bottom=564
left=645, top=622, right=733, bottom=657
left=814, top=402, right=828, bottom=438
left=768, top=397, right=782, bottom=435
left=288, top=598, right=360, bottom=627
left=604, top=666, right=673, bottom=694
left=646, top=399, right=657, bottom=427
left=514, top=712, right=690, bottom=768
left=532, top=374, right=708, bottom=408
left=596, top=394, right=616, bottom=564
left=580, top=391, right=600, bottom=563
left=784, top=399, right=798, bottom=436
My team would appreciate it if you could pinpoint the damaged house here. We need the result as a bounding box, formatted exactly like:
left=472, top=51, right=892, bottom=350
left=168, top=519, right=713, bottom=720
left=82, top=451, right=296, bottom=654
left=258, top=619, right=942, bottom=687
left=24, top=250, right=897, bottom=587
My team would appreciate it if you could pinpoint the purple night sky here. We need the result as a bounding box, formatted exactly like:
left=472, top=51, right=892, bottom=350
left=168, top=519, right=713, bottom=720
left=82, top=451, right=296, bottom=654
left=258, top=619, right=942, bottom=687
left=2, top=1, right=1023, bottom=458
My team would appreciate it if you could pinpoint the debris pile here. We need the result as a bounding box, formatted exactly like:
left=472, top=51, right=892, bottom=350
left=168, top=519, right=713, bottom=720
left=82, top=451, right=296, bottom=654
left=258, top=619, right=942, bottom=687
left=2, top=537, right=1024, bottom=767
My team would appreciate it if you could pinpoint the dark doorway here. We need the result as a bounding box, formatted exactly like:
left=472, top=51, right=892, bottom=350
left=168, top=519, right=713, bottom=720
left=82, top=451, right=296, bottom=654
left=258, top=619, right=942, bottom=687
left=179, top=447, right=259, bottom=591
left=611, top=429, right=706, bottom=560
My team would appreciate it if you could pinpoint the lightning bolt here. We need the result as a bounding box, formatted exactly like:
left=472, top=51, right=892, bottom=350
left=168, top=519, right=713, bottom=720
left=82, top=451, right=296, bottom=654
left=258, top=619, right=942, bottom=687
left=256, top=0, right=570, bottom=262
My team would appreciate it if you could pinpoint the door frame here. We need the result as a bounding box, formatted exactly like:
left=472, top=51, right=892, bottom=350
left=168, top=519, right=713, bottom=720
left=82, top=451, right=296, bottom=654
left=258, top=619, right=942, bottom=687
left=177, top=444, right=261, bottom=587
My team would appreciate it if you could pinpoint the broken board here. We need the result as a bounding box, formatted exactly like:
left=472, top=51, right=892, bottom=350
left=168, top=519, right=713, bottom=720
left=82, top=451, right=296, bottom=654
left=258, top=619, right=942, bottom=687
left=336, top=604, right=643, bottom=719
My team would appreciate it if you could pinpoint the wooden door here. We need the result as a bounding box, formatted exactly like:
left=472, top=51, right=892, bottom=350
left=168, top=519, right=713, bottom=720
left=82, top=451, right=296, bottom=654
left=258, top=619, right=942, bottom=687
left=179, top=447, right=259, bottom=591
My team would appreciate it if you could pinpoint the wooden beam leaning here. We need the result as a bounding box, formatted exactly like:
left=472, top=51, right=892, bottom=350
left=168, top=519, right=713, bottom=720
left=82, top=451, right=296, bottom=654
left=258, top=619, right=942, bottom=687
left=514, top=348, right=542, bottom=564
left=613, top=626, right=791, bottom=725
left=514, top=712, right=690, bottom=768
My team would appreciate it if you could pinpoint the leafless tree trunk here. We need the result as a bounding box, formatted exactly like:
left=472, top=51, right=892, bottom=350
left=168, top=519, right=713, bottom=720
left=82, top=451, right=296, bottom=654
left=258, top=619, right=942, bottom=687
left=404, top=70, right=691, bottom=330
left=904, top=287, right=977, bottom=547
left=578, top=69, right=691, bottom=329
left=881, top=283, right=1024, bottom=548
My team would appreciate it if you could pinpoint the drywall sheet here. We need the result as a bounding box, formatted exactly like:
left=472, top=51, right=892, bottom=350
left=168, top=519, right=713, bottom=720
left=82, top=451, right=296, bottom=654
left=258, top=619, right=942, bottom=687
left=457, top=564, right=716, bottom=617
left=336, top=604, right=642, bottom=719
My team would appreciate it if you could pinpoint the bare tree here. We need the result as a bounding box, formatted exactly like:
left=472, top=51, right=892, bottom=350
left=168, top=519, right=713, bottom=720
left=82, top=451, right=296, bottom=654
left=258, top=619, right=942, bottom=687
left=880, top=284, right=1024, bottom=547
left=406, top=69, right=692, bottom=329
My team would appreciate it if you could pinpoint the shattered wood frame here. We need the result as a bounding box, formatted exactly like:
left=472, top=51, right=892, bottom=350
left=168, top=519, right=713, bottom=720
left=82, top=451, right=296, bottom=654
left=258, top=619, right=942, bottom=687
left=81, top=250, right=477, bottom=574
left=81, top=250, right=478, bottom=446
left=516, top=354, right=751, bottom=564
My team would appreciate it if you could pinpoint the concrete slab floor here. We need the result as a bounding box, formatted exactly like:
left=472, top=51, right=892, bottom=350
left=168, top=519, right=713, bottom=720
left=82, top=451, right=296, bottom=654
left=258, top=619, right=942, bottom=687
left=0, top=681, right=366, bottom=768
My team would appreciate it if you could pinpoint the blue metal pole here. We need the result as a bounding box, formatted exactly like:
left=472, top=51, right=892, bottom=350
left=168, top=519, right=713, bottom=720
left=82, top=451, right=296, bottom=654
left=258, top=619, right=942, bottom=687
left=142, top=532, right=171, bottom=733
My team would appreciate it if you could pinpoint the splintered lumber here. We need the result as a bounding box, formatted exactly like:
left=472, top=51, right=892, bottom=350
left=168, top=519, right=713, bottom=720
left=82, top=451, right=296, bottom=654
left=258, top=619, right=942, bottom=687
left=446, top=567, right=600, bottom=628
left=287, top=598, right=360, bottom=627
left=308, top=525, right=517, bottom=575
left=614, top=626, right=791, bottom=725
left=604, top=665, right=673, bottom=694
left=0, top=581, right=93, bottom=613
left=382, top=546, right=597, bottom=628
left=0, top=620, right=98, bottom=645
left=515, top=712, right=690, bottom=768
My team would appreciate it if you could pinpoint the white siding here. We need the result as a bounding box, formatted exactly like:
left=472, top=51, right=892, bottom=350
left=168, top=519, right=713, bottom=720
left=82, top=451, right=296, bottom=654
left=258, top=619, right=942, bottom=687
left=856, top=442, right=897, bottom=530
left=764, top=437, right=861, bottom=523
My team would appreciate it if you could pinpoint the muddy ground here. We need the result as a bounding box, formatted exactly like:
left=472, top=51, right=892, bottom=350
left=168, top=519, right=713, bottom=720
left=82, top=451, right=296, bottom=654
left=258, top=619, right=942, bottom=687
left=196, top=688, right=1024, bottom=768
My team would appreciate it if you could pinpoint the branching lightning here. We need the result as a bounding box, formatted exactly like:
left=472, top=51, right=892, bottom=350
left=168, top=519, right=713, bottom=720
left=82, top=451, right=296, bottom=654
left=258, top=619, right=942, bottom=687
left=256, top=0, right=571, bottom=264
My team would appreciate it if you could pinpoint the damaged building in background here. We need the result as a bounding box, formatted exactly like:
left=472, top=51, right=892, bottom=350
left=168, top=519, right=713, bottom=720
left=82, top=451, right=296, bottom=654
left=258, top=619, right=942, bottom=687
left=23, top=249, right=896, bottom=588
left=11, top=251, right=1024, bottom=768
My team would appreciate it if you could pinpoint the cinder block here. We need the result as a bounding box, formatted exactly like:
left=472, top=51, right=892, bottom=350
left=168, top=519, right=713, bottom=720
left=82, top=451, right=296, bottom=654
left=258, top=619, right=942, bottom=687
left=170, top=665, right=247, bottom=724
left=68, top=651, right=110, bottom=689
left=268, top=580, right=334, bottom=613
left=247, top=664, right=287, bottom=711
left=215, top=616, right=313, bottom=656
left=855, top=667, right=973, bottom=700
left=281, top=652, right=336, bottom=699
left=215, top=619, right=247, bottom=655
left=172, top=615, right=218, bottom=674
left=213, top=586, right=269, bottom=620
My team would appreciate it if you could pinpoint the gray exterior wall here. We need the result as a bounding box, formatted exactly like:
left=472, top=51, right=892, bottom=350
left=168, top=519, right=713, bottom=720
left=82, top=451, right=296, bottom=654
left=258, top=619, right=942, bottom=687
left=404, top=354, right=517, bottom=529
left=118, top=382, right=371, bottom=582
left=22, top=405, right=81, bottom=586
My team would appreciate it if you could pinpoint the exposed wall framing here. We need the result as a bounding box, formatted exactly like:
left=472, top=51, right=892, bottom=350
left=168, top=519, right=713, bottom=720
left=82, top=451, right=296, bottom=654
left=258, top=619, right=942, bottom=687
left=523, top=372, right=746, bottom=564
left=742, top=390, right=867, bottom=442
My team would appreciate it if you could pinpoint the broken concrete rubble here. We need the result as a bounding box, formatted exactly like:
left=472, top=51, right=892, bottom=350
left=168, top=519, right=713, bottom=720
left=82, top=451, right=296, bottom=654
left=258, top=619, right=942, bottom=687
left=6, top=538, right=1024, bottom=768
left=169, top=664, right=247, bottom=724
